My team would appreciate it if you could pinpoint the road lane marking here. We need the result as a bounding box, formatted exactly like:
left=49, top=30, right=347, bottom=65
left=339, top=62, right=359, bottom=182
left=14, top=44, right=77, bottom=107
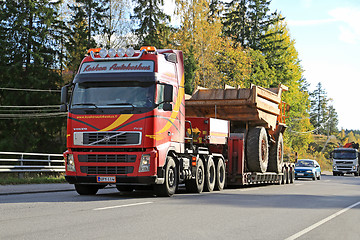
left=285, top=201, right=360, bottom=240
left=93, top=201, right=153, bottom=211
left=240, top=187, right=260, bottom=191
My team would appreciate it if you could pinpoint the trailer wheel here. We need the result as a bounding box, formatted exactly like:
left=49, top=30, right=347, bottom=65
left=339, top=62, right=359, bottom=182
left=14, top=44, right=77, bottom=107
left=155, top=156, right=177, bottom=197
left=268, top=133, right=283, bottom=173
left=74, top=184, right=99, bottom=195
left=204, top=157, right=216, bottom=192
left=214, top=158, right=226, bottom=191
left=289, top=167, right=295, bottom=183
left=185, top=158, right=205, bottom=193
left=247, top=127, right=269, bottom=173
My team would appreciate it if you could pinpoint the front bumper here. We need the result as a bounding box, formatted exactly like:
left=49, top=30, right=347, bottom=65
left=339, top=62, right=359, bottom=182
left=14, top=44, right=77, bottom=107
left=65, top=175, right=164, bottom=185
left=295, top=172, right=315, bottom=178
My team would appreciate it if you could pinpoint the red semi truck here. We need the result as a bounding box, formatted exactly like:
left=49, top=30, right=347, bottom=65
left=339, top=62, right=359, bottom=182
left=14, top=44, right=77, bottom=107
left=60, top=46, right=294, bottom=197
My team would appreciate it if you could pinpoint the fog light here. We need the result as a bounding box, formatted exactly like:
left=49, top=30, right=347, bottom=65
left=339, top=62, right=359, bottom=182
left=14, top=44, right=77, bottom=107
left=139, top=154, right=150, bottom=172
left=66, top=154, right=76, bottom=172
left=108, top=48, right=116, bottom=57
left=99, top=48, right=108, bottom=58
left=126, top=47, right=135, bottom=57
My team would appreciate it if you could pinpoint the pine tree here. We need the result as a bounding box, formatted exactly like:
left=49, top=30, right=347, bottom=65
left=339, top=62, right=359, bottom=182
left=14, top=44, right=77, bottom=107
left=0, top=0, right=65, bottom=153
left=310, top=82, right=328, bottom=134
left=223, top=0, right=282, bottom=51
left=133, top=0, right=171, bottom=48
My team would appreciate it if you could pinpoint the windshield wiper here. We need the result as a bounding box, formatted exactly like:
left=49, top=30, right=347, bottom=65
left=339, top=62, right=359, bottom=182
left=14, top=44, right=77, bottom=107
left=72, top=103, right=103, bottom=112
left=106, top=103, right=135, bottom=109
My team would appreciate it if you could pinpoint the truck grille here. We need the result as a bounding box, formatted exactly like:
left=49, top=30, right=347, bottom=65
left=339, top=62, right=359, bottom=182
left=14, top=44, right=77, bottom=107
left=75, top=131, right=141, bottom=146
left=80, top=166, right=134, bottom=175
left=78, top=154, right=136, bottom=163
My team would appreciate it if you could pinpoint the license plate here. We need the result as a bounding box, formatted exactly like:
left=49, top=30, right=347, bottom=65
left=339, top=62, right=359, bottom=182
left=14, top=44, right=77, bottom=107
left=97, top=176, right=116, bottom=183
left=297, top=173, right=304, bottom=176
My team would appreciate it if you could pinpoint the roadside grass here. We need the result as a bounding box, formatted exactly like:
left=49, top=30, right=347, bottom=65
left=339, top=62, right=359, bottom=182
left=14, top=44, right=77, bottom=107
left=0, top=173, right=66, bottom=185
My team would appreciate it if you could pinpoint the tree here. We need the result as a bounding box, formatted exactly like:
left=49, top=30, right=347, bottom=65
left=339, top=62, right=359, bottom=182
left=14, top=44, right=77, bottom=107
left=65, top=0, right=108, bottom=76
left=0, top=0, right=65, bottom=153
left=223, top=0, right=283, bottom=51
left=97, top=0, right=135, bottom=48
left=310, top=82, right=328, bottom=134
left=133, top=0, right=171, bottom=48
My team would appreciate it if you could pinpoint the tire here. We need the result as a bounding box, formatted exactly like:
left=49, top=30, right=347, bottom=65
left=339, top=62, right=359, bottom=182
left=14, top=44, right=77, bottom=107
left=333, top=172, right=337, bottom=176
left=281, top=167, right=287, bottom=184
left=247, top=127, right=269, bottom=173
left=214, top=158, right=226, bottom=191
left=289, top=167, right=295, bottom=184
left=285, top=167, right=290, bottom=184
left=312, top=173, right=316, bottom=181
left=75, top=184, right=99, bottom=195
left=155, top=156, right=178, bottom=197
left=268, top=133, right=283, bottom=173
left=204, top=157, right=216, bottom=192
left=116, top=185, right=134, bottom=192
left=185, top=158, right=205, bottom=193
left=317, top=173, right=321, bottom=180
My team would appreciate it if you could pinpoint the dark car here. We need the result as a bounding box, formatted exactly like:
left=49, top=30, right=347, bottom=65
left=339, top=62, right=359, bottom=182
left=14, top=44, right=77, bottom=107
left=295, top=159, right=321, bottom=180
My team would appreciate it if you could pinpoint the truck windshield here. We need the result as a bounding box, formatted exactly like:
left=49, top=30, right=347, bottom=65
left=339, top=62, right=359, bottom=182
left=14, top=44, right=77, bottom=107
left=70, top=81, right=155, bottom=113
left=333, top=150, right=357, bottom=159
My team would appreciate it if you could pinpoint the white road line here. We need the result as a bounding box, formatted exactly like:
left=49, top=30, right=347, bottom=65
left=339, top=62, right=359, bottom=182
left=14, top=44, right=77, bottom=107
left=294, top=183, right=303, bottom=186
left=285, top=201, right=360, bottom=240
left=240, top=187, right=260, bottom=191
left=93, top=201, right=153, bottom=211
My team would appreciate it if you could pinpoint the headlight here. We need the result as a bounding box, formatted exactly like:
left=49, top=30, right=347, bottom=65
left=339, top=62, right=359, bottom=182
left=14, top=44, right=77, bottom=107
left=139, top=154, right=150, bottom=172
left=353, top=166, right=356, bottom=170
left=333, top=166, right=336, bottom=170
left=66, top=154, right=76, bottom=172
left=306, top=170, right=312, bottom=173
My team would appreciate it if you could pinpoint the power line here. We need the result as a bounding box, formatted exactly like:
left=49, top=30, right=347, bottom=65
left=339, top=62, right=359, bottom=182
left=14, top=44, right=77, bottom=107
left=0, top=105, right=60, bottom=108
left=0, top=87, right=61, bottom=92
left=0, top=112, right=67, bottom=119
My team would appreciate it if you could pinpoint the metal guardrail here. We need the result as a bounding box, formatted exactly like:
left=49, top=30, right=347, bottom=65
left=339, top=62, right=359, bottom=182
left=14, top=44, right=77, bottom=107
left=0, top=152, right=64, bottom=173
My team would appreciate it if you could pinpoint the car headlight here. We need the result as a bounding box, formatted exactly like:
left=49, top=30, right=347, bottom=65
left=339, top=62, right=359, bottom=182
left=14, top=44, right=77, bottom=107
left=139, top=154, right=151, bottom=172
left=306, top=170, right=312, bottom=173
left=66, top=154, right=76, bottom=172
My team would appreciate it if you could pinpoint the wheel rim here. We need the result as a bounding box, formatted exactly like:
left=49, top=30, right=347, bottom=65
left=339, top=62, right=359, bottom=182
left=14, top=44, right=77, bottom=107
left=168, top=167, right=175, bottom=187
left=261, top=138, right=267, bottom=163
left=197, top=166, right=203, bottom=185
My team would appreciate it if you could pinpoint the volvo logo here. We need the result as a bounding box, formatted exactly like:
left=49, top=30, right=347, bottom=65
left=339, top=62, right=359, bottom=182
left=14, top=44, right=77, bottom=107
left=103, top=135, right=111, bottom=142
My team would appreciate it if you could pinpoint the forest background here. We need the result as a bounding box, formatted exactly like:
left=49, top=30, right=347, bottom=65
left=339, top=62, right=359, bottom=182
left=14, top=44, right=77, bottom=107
left=0, top=0, right=358, bottom=170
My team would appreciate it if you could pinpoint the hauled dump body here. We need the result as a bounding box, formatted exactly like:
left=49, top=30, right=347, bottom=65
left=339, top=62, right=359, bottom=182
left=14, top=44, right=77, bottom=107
left=185, top=84, right=288, bottom=131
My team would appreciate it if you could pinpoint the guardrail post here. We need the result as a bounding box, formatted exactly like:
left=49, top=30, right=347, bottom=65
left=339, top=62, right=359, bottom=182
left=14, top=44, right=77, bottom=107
left=18, top=154, right=24, bottom=179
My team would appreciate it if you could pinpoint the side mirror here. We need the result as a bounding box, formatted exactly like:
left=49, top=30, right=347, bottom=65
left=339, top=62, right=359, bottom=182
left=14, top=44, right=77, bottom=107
left=163, top=103, right=173, bottom=111
left=60, top=104, right=67, bottom=112
left=61, top=86, right=68, bottom=104
left=164, top=84, right=173, bottom=103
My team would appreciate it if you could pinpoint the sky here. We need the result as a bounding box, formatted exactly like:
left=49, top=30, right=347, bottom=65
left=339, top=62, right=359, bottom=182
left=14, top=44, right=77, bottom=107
left=269, top=0, right=360, bottom=130
left=162, top=0, right=360, bottom=130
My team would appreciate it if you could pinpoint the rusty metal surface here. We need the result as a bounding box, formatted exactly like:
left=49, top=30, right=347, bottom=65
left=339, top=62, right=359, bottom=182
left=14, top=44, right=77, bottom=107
left=185, top=85, right=287, bottom=130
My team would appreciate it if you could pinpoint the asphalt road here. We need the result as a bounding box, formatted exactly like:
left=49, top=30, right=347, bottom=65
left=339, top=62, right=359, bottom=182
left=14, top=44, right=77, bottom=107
left=1, top=174, right=359, bottom=240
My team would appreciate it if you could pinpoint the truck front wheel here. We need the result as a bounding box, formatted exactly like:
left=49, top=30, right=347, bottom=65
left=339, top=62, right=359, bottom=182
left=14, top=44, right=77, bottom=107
left=155, top=156, right=178, bottom=197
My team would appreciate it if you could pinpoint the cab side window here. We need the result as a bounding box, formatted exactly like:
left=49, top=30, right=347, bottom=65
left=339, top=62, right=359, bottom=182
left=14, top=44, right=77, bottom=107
left=156, top=84, right=165, bottom=110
